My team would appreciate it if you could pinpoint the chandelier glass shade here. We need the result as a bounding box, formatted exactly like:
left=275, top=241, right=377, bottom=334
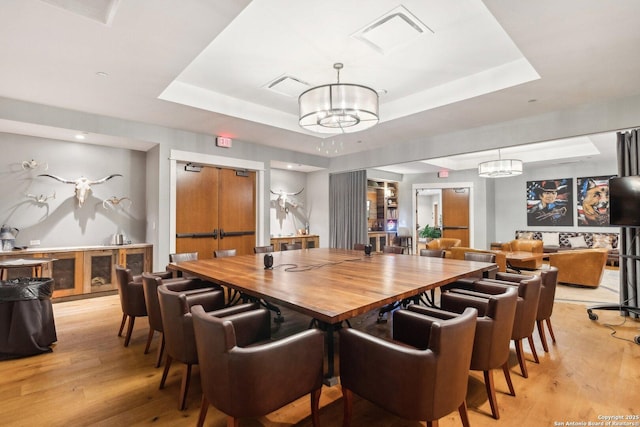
left=478, top=157, right=523, bottom=178
left=299, top=63, right=379, bottom=134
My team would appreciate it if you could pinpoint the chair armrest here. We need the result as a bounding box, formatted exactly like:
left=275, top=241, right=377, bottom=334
left=405, top=304, right=459, bottom=319
left=471, top=280, right=514, bottom=295
left=207, top=302, right=260, bottom=318
left=219, top=308, right=272, bottom=347
left=495, top=272, right=530, bottom=283
left=440, top=292, right=490, bottom=316
left=184, top=290, right=225, bottom=312
left=393, top=309, right=451, bottom=349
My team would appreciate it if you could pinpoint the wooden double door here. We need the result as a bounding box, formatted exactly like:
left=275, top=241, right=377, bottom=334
left=176, top=165, right=256, bottom=258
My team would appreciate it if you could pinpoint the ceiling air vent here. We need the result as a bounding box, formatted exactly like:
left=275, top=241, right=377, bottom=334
left=264, top=75, right=310, bottom=97
left=40, top=0, right=121, bottom=25
left=352, top=5, right=433, bottom=54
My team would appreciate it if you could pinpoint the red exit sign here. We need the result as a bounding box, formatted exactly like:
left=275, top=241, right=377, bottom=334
left=216, top=136, right=232, bottom=148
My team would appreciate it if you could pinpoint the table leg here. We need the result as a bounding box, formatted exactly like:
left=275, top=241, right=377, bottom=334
left=313, top=320, right=341, bottom=386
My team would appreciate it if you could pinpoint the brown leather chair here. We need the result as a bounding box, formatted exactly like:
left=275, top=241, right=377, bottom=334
left=419, top=248, right=445, bottom=257
left=253, top=245, right=274, bottom=253
left=157, top=282, right=226, bottom=410
left=472, top=273, right=542, bottom=378
left=377, top=245, right=408, bottom=320
left=141, top=273, right=220, bottom=367
left=382, top=245, right=404, bottom=254
left=547, top=248, right=608, bottom=287
left=115, top=265, right=169, bottom=347
left=169, top=252, right=198, bottom=263
left=353, top=243, right=367, bottom=250
left=214, top=249, right=237, bottom=257
left=191, top=305, right=324, bottom=427
left=409, top=286, right=518, bottom=419
left=340, top=307, right=478, bottom=427
left=536, top=266, right=559, bottom=352
left=500, top=239, right=544, bottom=270
left=450, top=246, right=507, bottom=273
left=426, top=238, right=461, bottom=257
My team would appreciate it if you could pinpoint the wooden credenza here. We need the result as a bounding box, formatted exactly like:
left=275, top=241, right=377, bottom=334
left=270, top=235, right=319, bottom=251
left=0, top=244, right=152, bottom=299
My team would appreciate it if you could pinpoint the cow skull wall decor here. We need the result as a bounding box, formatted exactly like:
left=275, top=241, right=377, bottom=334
left=270, top=188, right=303, bottom=213
left=103, top=195, right=132, bottom=210
left=38, top=174, right=122, bottom=207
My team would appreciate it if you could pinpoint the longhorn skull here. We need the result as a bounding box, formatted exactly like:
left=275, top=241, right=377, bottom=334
left=38, top=174, right=122, bottom=207
left=270, top=188, right=303, bottom=213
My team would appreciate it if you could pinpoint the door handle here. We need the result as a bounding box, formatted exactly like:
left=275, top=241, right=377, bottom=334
left=176, top=229, right=218, bottom=239
left=219, top=230, right=255, bottom=239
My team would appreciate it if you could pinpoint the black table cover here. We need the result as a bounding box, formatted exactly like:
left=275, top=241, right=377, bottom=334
left=0, top=278, right=57, bottom=359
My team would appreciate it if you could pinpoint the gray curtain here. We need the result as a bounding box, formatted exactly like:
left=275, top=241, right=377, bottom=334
left=329, top=170, right=368, bottom=249
left=617, top=128, right=640, bottom=316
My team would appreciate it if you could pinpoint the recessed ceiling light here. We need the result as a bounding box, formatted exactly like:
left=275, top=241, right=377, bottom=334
left=75, top=132, right=87, bottom=140
left=96, top=71, right=109, bottom=77
left=287, top=164, right=293, bottom=169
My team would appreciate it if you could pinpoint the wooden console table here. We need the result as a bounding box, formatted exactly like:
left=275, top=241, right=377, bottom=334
left=270, top=235, right=319, bottom=251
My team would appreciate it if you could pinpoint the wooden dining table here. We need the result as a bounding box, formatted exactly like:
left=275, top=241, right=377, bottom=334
left=167, top=247, right=496, bottom=383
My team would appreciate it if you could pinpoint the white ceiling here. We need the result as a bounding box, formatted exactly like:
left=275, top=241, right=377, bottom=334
left=0, top=0, right=638, bottom=173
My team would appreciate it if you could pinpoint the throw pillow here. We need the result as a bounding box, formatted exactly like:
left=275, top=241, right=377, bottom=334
left=541, top=232, right=560, bottom=247
left=592, top=234, right=613, bottom=249
left=517, top=231, right=534, bottom=240
left=568, top=235, right=588, bottom=248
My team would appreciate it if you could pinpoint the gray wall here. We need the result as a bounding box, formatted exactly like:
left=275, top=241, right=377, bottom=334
left=0, top=133, right=146, bottom=248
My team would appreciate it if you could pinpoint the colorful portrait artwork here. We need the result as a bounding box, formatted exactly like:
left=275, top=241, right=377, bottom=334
left=577, top=175, right=615, bottom=226
left=526, top=178, right=574, bottom=226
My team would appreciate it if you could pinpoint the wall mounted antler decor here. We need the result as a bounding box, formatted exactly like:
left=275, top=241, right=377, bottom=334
left=22, top=159, right=48, bottom=171
left=103, top=196, right=131, bottom=210
left=25, top=192, right=56, bottom=204
left=38, top=174, right=122, bottom=207
left=270, top=188, right=303, bottom=214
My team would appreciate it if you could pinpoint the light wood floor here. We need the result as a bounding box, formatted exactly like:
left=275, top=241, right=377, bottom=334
left=1, top=293, right=639, bottom=427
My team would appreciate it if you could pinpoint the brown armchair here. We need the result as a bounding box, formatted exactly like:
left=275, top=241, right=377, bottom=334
left=410, top=286, right=518, bottom=419
left=450, top=247, right=507, bottom=273
left=472, top=273, right=542, bottom=378
left=340, top=307, right=478, bottom=426
left=141, top=273, right=220, bottom=367
left=157, top=282, right=227, bottom=410
left=426, top=238, right=461, bottom=257
left=115, top=265, right=163, bottom=347
left=547, top=248, right=608, bottom=287
left=536, top=266, right=559, bottom=352
left=500, top=239, right=544, bottom=269
left=191, top=305, right=324, bottom=427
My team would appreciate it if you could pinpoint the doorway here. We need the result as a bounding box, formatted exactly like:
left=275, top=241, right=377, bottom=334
left=176, top=164, right=256, bottom=257
left=413, top=182, right=474, bottom=252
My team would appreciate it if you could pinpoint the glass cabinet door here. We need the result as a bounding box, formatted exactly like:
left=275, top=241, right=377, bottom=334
left=85, top=250, right=117, bottom=294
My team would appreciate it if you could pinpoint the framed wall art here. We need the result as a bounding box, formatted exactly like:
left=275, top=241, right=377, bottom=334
left=526, top=178, right=573, bottom=226
left=576, top=175, right=616, bottom=226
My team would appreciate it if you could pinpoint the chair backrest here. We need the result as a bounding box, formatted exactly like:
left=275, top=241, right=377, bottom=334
left=157, top=284, right=201, bottom=364
left=464, top=252, right=496, bottom=263
left=441, top=286, right=518, bottom=370
left=115, top=265, right=146, bottom=316
left=191, top=305, right=323, bottom=419
left=353, top=243, right=367, bottom=251
left=383, top=245, right=404, bottom=254
left=214, top=249, right=237, bottom=258
left=537, top=266, right=559, bottom=320
left=253, top=245, right=274, bottom=253
left=141, top=273, right=165, bottom=333
left=283, top=243, right=302, bottom=250
left=419, top=249, right=445, bottom=258
left=169, top=252, right=198, bottom=263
